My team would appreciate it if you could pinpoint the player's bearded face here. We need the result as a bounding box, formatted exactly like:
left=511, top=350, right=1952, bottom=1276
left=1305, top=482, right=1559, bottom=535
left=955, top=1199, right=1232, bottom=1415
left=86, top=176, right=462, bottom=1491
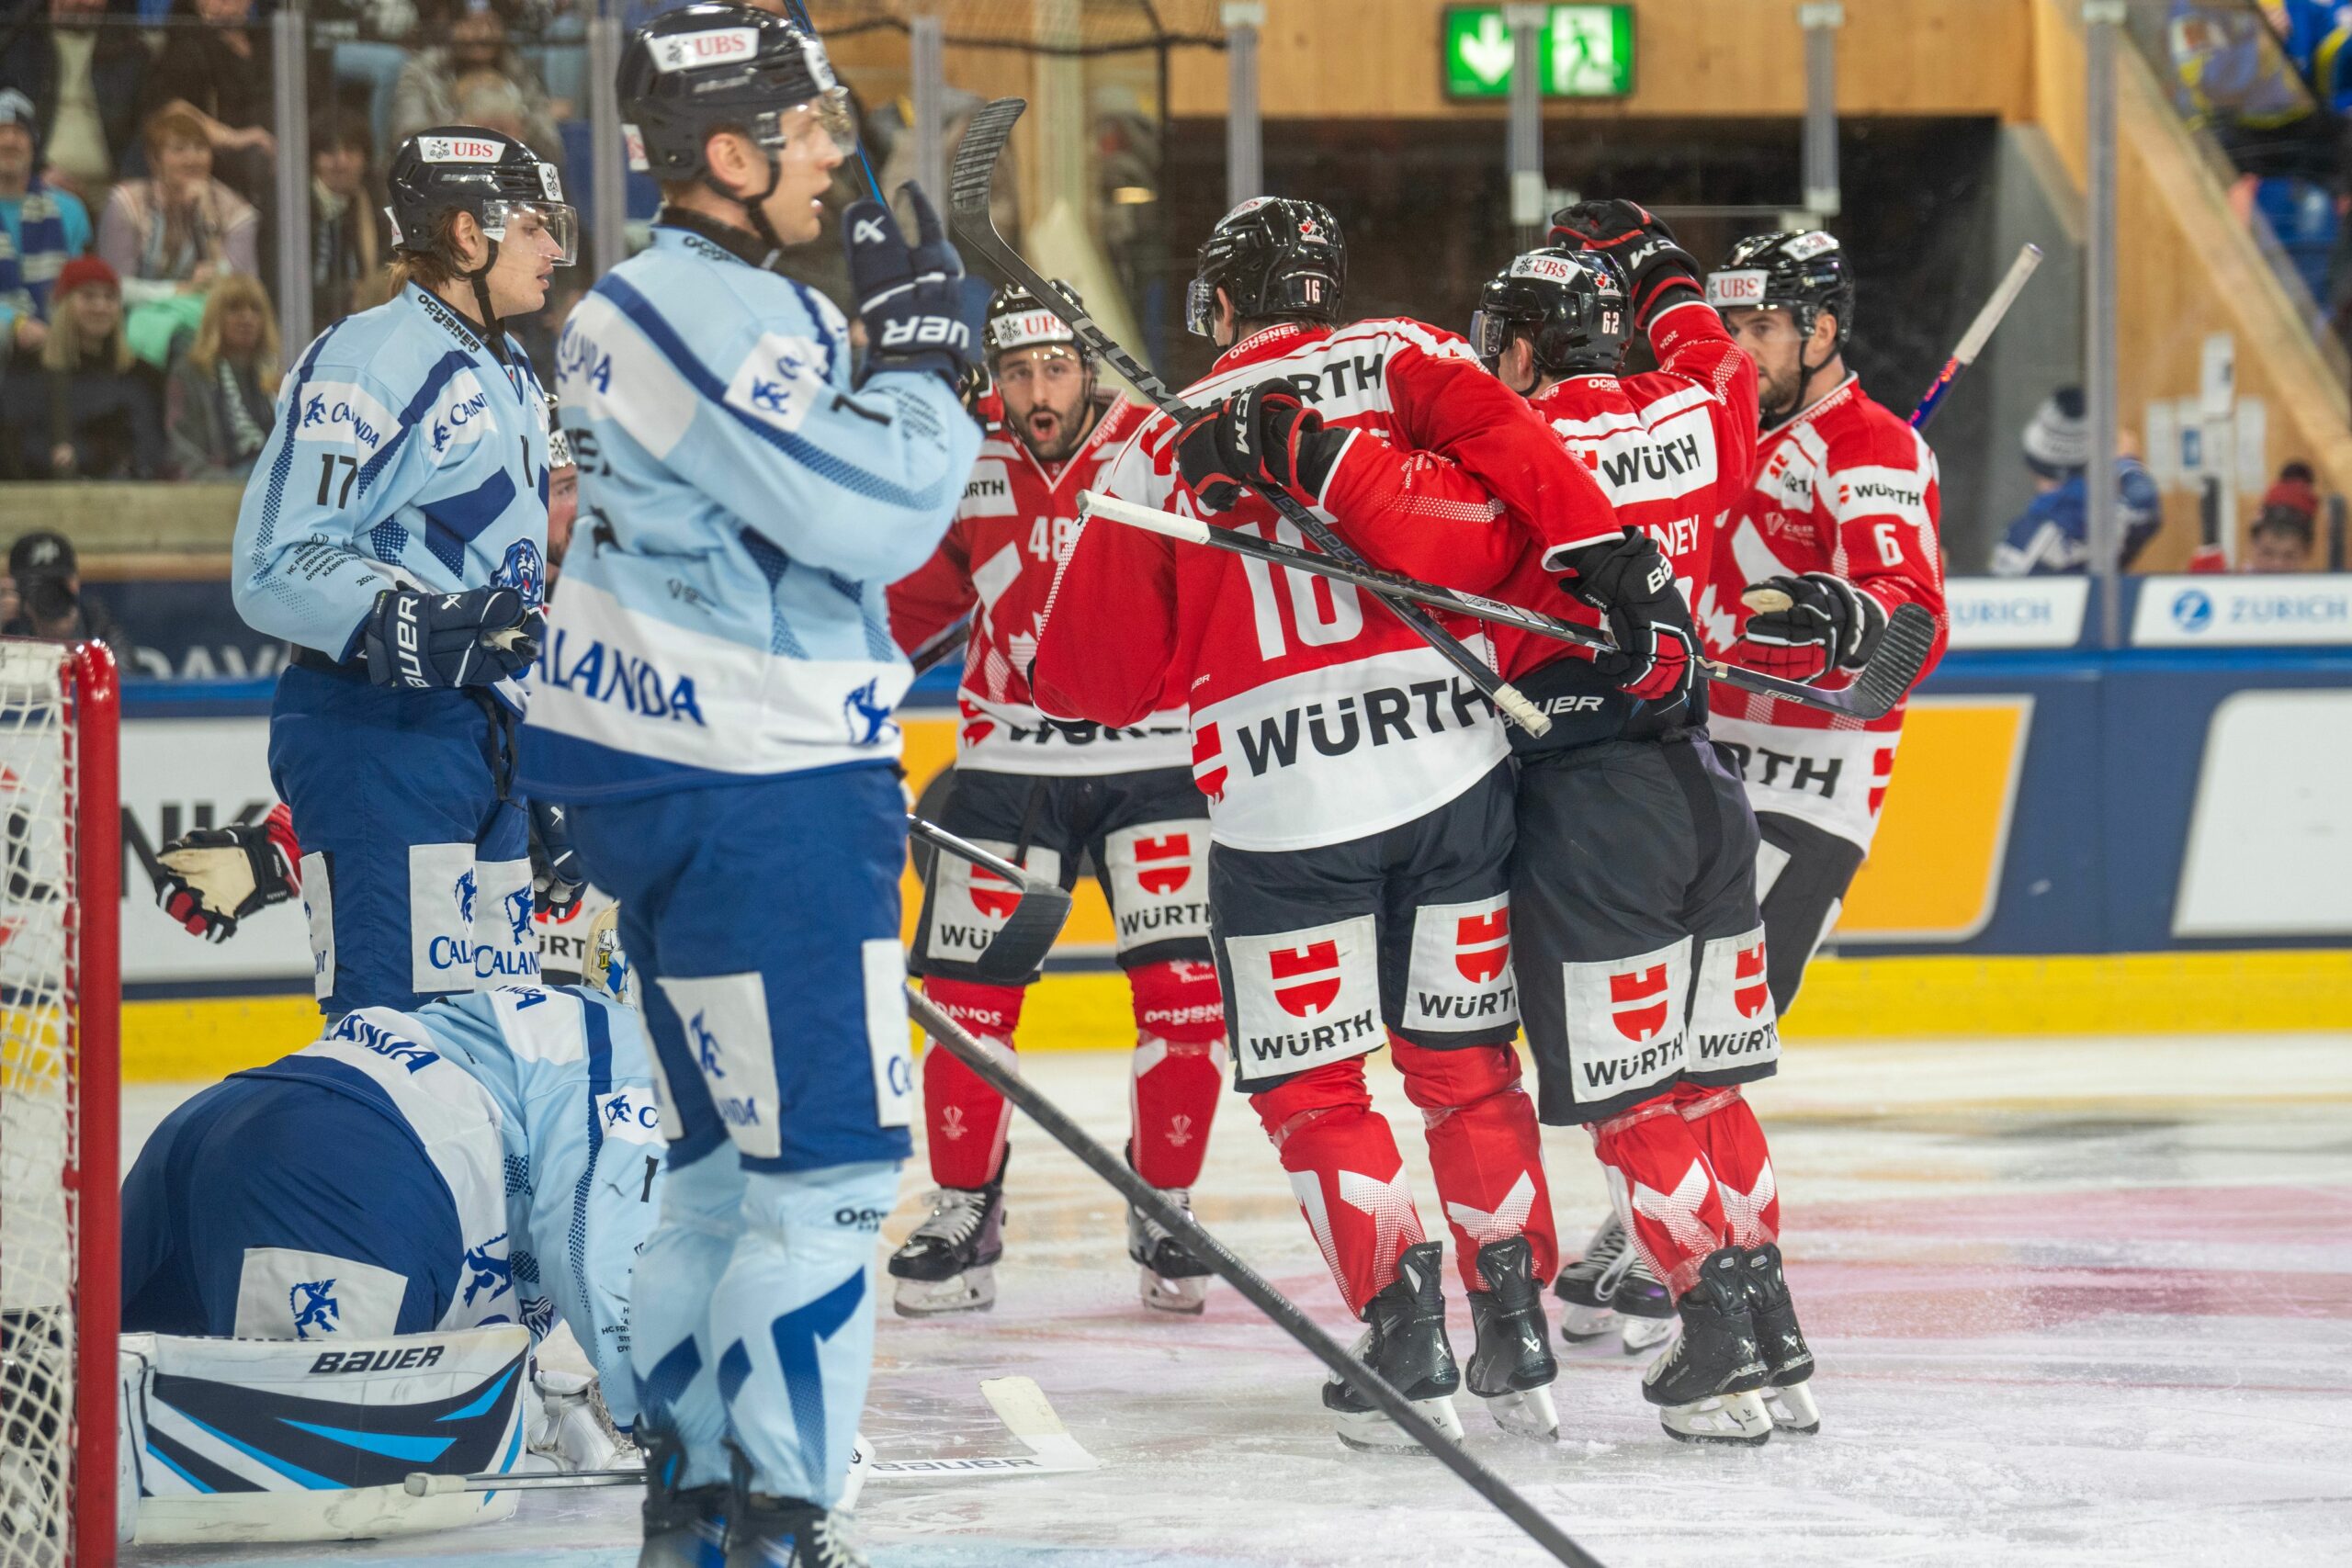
left=1724, top=307, right=1804, bottom=412
left=995, top=345, right=1092, bottom=462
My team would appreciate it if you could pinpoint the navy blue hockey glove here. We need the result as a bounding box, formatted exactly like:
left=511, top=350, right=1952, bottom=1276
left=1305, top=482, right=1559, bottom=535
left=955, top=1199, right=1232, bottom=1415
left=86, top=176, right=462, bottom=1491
left=1737, top=571, right=1886, bottom=682
left=1549, top=198, right=1702, bottom=330
left=527, top=796, right=584, bottom=919
left=843, top=182, right=978, bottom=389
left=361, top=586, right=540, bottom=690
left=1557, top=526, right=1696, bottom=706
left=1172, top=379, right=1350, bottom=514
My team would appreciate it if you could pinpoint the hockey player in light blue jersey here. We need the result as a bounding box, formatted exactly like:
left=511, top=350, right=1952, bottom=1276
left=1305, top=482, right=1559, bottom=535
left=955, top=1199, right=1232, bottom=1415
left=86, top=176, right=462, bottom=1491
left=120, top=943, right=660, bottom=1447
left=232, top=127, right=579, bottom=1019
left=516, top=6, right=980, bottom=1562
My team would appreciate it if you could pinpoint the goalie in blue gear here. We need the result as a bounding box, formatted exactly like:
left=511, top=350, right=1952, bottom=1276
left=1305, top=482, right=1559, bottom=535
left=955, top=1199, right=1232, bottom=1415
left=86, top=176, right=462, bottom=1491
left=231, top=125, right=574, bottom=1018
left=119, top=922, right=658, bottom=1468
left=517, top=5, right=981, bottom=1562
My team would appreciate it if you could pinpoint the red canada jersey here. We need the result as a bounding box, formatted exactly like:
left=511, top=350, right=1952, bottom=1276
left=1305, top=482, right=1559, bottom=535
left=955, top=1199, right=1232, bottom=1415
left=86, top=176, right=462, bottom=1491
left=1701, top=374, right=1949, bottom=849
left=1033, top=318, right=1617, bottom=852
left=888, top=399, right=1182, bottom=775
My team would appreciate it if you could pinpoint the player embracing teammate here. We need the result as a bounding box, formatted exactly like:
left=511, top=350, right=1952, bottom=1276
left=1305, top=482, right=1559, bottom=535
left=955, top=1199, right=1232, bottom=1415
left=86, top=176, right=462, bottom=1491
left=1037, top=197, right=1624, bottom=1449
left=886, top=283, right=1227, bottom=1317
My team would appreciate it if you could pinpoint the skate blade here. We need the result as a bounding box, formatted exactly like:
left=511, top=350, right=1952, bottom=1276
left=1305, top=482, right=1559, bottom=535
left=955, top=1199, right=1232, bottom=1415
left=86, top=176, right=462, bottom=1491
left=1557, top=1303, right=1622, bottom=1344
left=1138, top=1269, right=1209, bottom=1315
left=1620, top=1314, right=1676, bottom=1353
left=1478, top=1383, right=1558, bottom=1443
left=892, top=1266, right=997, bottom=1317
left=1763, top=1380, right=1820, bottom=1435
left=1659, top=1390, right=1773, bottom=1447
left=1332, top=1394, right=1465, bottom=1454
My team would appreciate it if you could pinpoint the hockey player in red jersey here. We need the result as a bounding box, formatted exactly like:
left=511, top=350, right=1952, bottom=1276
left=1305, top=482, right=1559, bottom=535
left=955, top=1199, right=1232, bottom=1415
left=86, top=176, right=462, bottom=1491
left=1702, top=231, right=1949, bottom=1015
left=886, top=283, right=1227, bottom=1317
left=1035, top=197, right=1624, bottom=1450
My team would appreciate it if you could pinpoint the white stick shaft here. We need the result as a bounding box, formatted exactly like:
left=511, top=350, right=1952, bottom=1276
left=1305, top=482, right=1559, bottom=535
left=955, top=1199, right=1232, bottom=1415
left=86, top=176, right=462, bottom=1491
left=1952, top=243, right=2043, bottom=366
left=1078, top=490, right=1210, bottom=543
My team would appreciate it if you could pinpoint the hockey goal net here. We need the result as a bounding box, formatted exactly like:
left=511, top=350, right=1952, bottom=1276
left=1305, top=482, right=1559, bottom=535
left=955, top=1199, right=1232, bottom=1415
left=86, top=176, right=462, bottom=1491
left=0, top=641, right=119, bottom=1568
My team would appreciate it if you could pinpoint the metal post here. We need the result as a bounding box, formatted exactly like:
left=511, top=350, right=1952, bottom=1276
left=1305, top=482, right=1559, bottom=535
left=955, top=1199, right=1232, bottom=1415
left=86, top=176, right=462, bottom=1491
left=1505, top=2, right=1545, bottom=249
left=911, top=13, right=946, bottom=207
left=2085, top=0, right=2123, bottom=646
left=270, top=2, right=311, bottom=364
left=1223, top=2, right=1264, bottom=206
left=588, top=0, right=628, bottom=276
left=1799, top=2, right=1842, bottom=218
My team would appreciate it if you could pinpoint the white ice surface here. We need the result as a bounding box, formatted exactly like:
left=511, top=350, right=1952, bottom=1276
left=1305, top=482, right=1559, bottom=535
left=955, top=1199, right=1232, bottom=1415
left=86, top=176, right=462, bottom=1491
left=119, top=1033, right=2352, bottom=1567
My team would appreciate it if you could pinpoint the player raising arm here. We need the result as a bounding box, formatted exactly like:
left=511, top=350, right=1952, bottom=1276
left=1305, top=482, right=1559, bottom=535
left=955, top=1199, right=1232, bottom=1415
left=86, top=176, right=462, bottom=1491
left=886, top=284, right=1226, bottom=1317
left=515, top=6, right=979, bottom=1562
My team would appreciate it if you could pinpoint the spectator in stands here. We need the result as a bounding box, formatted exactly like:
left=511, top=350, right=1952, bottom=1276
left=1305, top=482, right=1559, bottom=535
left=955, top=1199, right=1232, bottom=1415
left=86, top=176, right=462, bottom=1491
left=138, top=0, right=278, bottom=208
left=165, top=272, right=277, bottom=480
left=3, top=528, right=128, bottom=652
left=388, top=0, right=560, bottom=160
left=0, top=87, right=92, bottom=363
left=0, top=255, right=164, bottom=478
left=2247, top=466, right=2321, bottom=571
left=0, top=0, right=151, bottom=200
left=1991, top=387, right=2164, bottom=576
left=310, top=111, right=383, bottom=327
left=96, top=106, right=257, bottom=367
left=313, top=0, right=423, bottom=154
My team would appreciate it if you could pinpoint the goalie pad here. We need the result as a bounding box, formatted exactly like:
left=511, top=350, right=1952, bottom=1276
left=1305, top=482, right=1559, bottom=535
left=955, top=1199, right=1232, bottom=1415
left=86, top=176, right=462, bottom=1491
left=120, top=1325, right=531, bottom=1544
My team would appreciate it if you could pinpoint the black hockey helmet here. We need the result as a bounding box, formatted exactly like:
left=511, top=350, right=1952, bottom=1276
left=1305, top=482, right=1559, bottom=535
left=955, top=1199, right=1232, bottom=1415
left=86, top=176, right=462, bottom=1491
left=385, top=127, right=576, bottom=266
left=619, top=4, right=853, bottom=186
left=1185, top=196, right=1345, bottom=338
left=1469, top=246, right=1630, bottom=380
left=1707, top=229, right=1855, bottom=351
left=983, top=280, right=1091, bottom=371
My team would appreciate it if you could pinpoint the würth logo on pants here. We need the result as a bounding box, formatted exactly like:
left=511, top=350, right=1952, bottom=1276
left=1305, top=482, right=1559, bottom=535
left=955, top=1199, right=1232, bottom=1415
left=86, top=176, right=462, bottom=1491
left=1610, top=964, right=1672, bottom=1043
left=967, top=864, right=1022, bottom=921
left=1132, top=833, right=1193, bottom=895
left=1270, top=940, right=1342, bottom=1018
left=1561, top=938, right=1691, bottom=1103
left=1733, top=941, right=1770, bottom=1019
left=1402, top=893, right=1518, bottom=1033
left=1690, top=927, right=1781, bottom=1072
left=1454, top=909, right=1510, bottom=983
left=1221, top=915, right=1383, bottom=1085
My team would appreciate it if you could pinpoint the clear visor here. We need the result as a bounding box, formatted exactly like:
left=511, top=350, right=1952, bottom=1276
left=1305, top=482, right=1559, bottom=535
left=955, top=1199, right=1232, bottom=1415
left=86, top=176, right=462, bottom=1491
left=1467, top=308, right=1509, bottom=368
left=754, top=87, right=857, bottom=160
left=1184, top=276, right=1216, bottom=338
left=482, top=199, right=579, bottom=266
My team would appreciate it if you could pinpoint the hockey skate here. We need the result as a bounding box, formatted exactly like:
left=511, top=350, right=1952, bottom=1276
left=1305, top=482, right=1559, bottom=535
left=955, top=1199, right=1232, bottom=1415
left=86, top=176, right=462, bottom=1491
left=634, top=1427, right=729, bottom=1568
left=887, top=1176, right=1005, bottom=1317
left=1740, top=1241, right=1820, bottom=1434
left=720, top=1445, right=866, bottom=1568
left=1553, top=1213, right=1675, bottom=1351
left=1322, top=1240, right=1464, bottom=1453
left=1465, top=1235, right=1560, bottom=1441
left=1125, top=1185, right=1214, bottom=1314
left=1641, top=1247, right=1773, bottom=1447
left=1612, top=1250, right=1677, bottom=1353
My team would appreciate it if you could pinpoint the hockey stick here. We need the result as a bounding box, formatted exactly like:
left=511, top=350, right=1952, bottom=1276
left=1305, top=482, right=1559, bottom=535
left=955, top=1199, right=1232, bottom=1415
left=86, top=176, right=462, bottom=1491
left=1908, top=243, right=2043, bottom=431
left=946, top=97, right=1552, bottom=739
left=903, top=988, right=1610, bottom=1568
left=907, top=613, right=972, bottom=678
left=905, top=813, right=1073, bottom=981
left=1080, top=491, right=1937, bottom=724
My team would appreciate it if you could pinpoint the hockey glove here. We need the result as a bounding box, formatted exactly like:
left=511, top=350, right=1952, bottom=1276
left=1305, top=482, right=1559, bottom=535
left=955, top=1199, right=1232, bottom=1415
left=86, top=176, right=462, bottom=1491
left=527, top=796, right=586, bottom=919
left=842, top=182, right=979, bottom=389
left=1557, top=526, right=1697, bottom=706
left=1548, top=198, right=1702, bottom=331
left=1172, top=378, right=1350, bottom=514
left=154, top=808, right=301, bottom=942
left=1736, top=571, right=1887, bottom=682
left=361, top=586, right=540, bottom=690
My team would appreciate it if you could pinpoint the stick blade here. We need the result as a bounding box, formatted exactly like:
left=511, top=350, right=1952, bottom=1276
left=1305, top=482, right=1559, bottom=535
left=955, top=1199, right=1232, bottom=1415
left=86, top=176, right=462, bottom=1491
left=949, top=97, right=1025, bottom=228
left=1849, top=603, right=1939, bottom=720
left=968, top=882, right=1074, bottom=984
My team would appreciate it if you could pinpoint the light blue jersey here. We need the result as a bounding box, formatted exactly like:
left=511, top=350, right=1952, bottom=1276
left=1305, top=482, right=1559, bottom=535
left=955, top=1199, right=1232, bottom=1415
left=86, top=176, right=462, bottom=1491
left=232, top=283, right=554, bottom=708
left=518, top=223, right=979, bottom=801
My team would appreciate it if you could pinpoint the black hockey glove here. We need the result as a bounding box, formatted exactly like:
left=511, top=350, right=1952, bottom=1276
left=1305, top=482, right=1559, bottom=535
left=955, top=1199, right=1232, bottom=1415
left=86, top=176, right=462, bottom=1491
left=1736, top=571, right=1887, bottom=682
left=1172, top=378, right=1350, bottom=514
left=842, top=182, right=980, bottom=389
left=1548, top=198, right=1702, bottom=330
left=361, top=586, right=540, bottom=690
left=528, top=796, right=586, bottom=919
left=154, top=812, right=301, bottom=943
left=1556, top=526, right=1697, bottom=707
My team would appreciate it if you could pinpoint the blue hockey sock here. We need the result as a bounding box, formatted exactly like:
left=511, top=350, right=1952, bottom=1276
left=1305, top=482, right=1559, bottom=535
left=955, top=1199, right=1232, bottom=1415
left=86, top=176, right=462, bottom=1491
left=629, top=1146, right=745, bottom=1490
left=711, top=1160, right=899, bottom=1506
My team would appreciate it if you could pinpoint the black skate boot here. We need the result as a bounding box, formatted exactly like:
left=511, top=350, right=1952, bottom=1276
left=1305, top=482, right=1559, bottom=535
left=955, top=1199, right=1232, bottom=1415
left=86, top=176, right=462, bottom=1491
left=1322, top=1240, right=1464, bottom=1452
left=1550, top=1212, right=1625, bottom=1342
left=1125, top=1187, right=1214, bottom=1314
left=1740, top=1242, right=1819, bottom=1434
left=1465, top=1235, right=1560, bottom=1441
left=1640, top=1247, right=1773, bottom=1446
left=1611, top=1250, right=1677, bottom=1354
left=720, top=1447, right=865, bottom=1568
left=886, top=1168, right=1005, bottom=1317
left=635, top=1427, right=730, bottom=1568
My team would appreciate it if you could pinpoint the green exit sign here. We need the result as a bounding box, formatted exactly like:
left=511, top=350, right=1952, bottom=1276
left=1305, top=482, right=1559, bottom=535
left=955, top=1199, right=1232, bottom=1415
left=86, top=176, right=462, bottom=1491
left=1443, top=5, right=1636, bottom=99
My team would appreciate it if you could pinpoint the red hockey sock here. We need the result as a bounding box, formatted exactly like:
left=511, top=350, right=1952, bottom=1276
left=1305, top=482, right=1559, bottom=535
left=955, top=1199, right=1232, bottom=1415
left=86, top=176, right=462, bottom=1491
left=1673, top=1082, right=1779, bottom=1248
left=1589, top=1092, right=1732, bottom=1299
left=1251, top=1056, right=1426, bottom=1316
left=1390, top=1036, right=1558, bottom=1293
left=1127, top=959, right=1227, bottom=1189
left=920, top=977, right=1024, bottom=1190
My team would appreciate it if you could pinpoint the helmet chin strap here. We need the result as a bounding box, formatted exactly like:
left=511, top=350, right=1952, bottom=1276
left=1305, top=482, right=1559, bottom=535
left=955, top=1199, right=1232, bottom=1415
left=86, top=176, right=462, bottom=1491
left=463, top=235, right=513, bottom=367
left=701, top=147, right=786, bottom=268
left=1760, top=307, right=1826, bottom=430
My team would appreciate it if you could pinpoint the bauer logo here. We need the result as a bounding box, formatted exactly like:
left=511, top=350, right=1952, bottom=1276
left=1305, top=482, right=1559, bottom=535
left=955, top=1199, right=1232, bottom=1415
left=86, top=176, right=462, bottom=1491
left=652, top=26, right=758, bottom=71
left=417, top=134, right=505, bottom=163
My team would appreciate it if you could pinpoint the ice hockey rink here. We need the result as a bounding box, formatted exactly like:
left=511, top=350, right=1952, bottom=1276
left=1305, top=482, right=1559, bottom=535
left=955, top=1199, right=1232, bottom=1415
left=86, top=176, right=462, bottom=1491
left=116, top=1028, right=2352, bottom=1568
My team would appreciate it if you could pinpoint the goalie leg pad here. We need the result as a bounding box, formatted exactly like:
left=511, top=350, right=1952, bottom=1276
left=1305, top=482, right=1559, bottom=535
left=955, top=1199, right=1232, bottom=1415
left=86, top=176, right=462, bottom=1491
left=1252, top=1057, right=1428, bottom=1315
left=919, top=977, right=1023, bottom=1189
left=1390, top=1036, right=1558, bottom=1293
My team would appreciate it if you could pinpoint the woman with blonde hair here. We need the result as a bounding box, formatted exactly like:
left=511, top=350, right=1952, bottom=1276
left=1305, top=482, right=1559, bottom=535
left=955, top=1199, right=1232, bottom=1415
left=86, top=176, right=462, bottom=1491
left=0, top=254, right=164, bottom=478
left=96, top=107, right=260, bottom=366
left=165, top=273, right=280, bottom=480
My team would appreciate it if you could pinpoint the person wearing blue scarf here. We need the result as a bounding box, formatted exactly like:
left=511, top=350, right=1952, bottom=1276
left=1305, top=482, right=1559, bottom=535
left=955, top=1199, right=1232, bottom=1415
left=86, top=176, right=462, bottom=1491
left=0, top=88, right=93, bottom=357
